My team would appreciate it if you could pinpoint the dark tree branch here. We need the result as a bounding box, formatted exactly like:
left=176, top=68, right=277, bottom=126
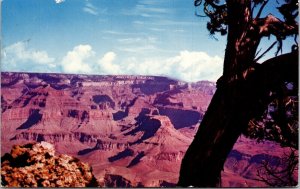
left=254, top=14, right=298, bottom=39
left=255, top=0, right=269, bottom=19
left=258, top=51, right=298, bottom=84
left=254, top=41, right=277, bottom=62
left=255, top=149, right=298, bottom=186
left=276, top=38, right=283, bottom=56
left=277, top=0, right=298, bottom=25
left=251, top=14, right=298, bottom=58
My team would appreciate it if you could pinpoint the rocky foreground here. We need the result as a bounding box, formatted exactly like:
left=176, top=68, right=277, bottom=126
left=1, top=142, right=98, bottom=187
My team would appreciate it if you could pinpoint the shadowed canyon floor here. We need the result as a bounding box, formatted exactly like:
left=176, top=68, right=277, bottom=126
left=1, top=72, right=297, bottom=187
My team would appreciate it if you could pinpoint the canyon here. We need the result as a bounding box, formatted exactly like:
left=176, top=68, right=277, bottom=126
left=1, top=72, right=296, bottom=187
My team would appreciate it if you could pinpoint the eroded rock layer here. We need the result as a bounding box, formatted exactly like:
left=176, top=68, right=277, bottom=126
left=1, top=72, right=296, bottom=187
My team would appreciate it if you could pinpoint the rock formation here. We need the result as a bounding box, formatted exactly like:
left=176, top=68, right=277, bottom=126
left=1, top=72, right=297, bottom=187
left=1, top=142, right=98, bottom=187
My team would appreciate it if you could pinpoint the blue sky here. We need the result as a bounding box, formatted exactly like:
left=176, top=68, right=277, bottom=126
left=1, top=0, right=296, bottom=82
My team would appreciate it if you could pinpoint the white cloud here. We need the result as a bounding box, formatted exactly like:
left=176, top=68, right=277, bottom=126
left=122, top=3, right=172, bottom=17
left=98, top=52, right=121, bottom=74
left=165, top=51, right=223, bottom=82
left=2, top=42, right=222, bottom=82
left=152, top=20, right=198, bottom=26
left=96, top=50, right=223, bottom=82
left=100, top=52, right=116, bottom=64
left=117, top=36, right=158, bottom=55
left=3, top=41, right=55, bottom=64
left=83, top=7, right=98, bottom=15
left=54, top=0, right=65, bottom=4
left=138, top=0, right=162, bottom=6
left=149, top=28, right=166, bottom=32
left=118, top=36, right=157, bottom=45
left=61, top=45, right=94, bottom=73
left=118, top=45, right=157, bottom=53
left=83, top=2, right=100, bottom=15
left=136, top=5, right=170, bottom=14
left=2, top=41, right=56, bottom=72
left=131, top=51, right=223, bottom=81
left=102, top=30, right=138, bottom=36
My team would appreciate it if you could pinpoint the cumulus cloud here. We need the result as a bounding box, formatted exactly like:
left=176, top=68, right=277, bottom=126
left=54, top=0, right=65, bottom=4
left=165, top=51, right=223, bottom=82
left=2, top=41, right=56, bottom=72
left=3, top=41, right=55, bottom=64
left=99, top=52, right=116, bottom=64
left=2, top=42, right=222, bottom=82
left=98, top=52, right=122, bottom=74
left=97, top=50, right=223, bottom=82
left=61, top=45, right=95, bottom=73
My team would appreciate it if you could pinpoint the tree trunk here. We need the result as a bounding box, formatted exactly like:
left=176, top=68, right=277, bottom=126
left=177, top=1, right=259, bottom=186
left=177, top=0, right=298, bottom=185
left=177, top=52, right=298, bottom=187
left=223, top=0, right=258, bottom=80
left=177, top=81, right=258, bottom=187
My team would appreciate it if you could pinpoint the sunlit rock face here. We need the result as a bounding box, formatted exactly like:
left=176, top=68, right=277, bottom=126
left=1, top=72, right=296, bottom=187
left=1, top=142, right=98, bottom=187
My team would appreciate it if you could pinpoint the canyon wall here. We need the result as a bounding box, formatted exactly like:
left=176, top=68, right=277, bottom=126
left=1, top=72, right=296, bottom=187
